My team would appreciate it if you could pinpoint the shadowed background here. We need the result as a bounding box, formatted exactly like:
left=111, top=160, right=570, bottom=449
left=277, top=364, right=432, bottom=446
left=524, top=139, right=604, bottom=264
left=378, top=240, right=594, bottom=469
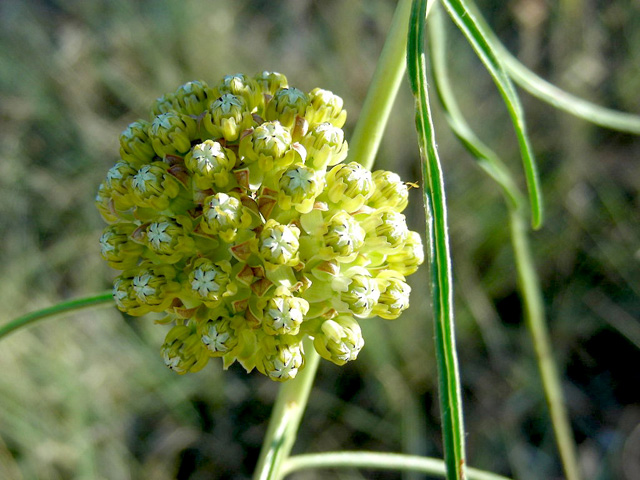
left=0, top=0, right=638, bottom=479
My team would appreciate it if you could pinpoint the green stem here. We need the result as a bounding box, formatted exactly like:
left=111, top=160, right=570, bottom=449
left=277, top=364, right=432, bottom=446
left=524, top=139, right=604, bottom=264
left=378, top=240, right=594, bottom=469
left=509, top=210, right=582, bottom=480
left=252, top=336, right=320, bottom=480
left=282, top=452, right=512, bottom=480
left=349, top=0, right=413, bottom=171
left=0, top=291, right=114, bottom=340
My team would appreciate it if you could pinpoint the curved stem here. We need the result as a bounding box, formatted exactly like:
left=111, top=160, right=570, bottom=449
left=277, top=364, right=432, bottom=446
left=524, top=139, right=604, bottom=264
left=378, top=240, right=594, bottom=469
left=509, top=210, right=582, bottom=480
left=252, top=336, right=320, bottom=480
left=282, top=451, right=512, bottom=480
left=349, top=0, right=413, bottom=171
left=0, top=291, right=114, bottom=340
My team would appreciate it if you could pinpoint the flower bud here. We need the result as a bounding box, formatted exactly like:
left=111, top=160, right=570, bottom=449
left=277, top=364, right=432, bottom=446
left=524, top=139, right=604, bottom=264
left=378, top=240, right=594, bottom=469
left=99, top=223, right=144, bottom=269
left=105, top=161, right=137, bottom=210
left=112, top=275, right=148, bottom=316
left=385, top=230, right=425, bottom=276
left=131, top=263, right=181, bottom=312
left=260, top=337, right=304, bottom=382
left=148, top=112, right=198, bottom=157
left=259, top=219, right=300, bottom=266
left=340, top=273, right=380, bottom=318
left=239, top=121, right=294, bottom=172
left=325, top=162, right=375, bottom=213
left=217, top=73, right=263, bottom=112
left=119, top=120, right=156, bottom=165
left=313, top=316, right=363, bottom=366
left=185, top=258, right=233, bottom=306
left=300, top=123, right=348, bottom=170
left=305, top=88, right=347, bottom=128
left=129, top=162, right=182, bottom=211
left=321, top=211, right=365, bottom=261
left=150, top=92, right=176, bottom=117
left=199, top=316, right=238, bottom=357
left=95, top=182, right=119, bottom=223
left=201, top=192, right=252, bottom=243
left=172, top=80, right=215, bottom=116
left=203, top=94, right=254, bottom=142
left=361, top=208, right=409, bottom=254
left=161, top=324, right=210, bottom=374
left=143, top=216, right=196, bottom=263
left=254, top=71, right=289, bottom=96
left=262, top=287, right=309, bottom=336
left=368, top=170, right=409, bottom=212
left=373, top=273, right=411, bottom=319
left=277, top=164, right=324, bottom=213
left=184, top=140, right=236, bottom=190
left=265, top=87, right=309, bottom=129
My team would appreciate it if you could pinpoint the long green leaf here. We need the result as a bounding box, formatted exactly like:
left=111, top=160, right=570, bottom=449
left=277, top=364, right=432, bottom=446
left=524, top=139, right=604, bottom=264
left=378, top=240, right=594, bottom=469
left=427, top=4, right=524, bottom=212
left=428, top=7, right=582, bottom=480
left=283, top=452, right=512, bottom=480
left=0, top=292, right=114, bottom=340
left=461, top=0, right=640, bottom=135
left=407, top=1, right=467, bottom=479
left=440, top=0, right=543, bottom=229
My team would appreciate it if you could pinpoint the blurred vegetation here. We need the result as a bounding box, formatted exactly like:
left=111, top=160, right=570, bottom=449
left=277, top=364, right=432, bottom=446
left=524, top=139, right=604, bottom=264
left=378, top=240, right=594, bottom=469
left=0, top=0, right=638, bottom=479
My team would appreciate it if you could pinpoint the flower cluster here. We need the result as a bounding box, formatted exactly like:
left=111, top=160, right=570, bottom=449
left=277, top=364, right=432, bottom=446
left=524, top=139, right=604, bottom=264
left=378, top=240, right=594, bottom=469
left=97, top=72, right=423, bottom=381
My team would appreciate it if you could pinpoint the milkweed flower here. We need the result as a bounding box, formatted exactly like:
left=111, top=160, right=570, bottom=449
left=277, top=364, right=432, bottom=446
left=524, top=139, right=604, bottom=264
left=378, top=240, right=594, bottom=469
left=97, top=72, right=424, bottom=381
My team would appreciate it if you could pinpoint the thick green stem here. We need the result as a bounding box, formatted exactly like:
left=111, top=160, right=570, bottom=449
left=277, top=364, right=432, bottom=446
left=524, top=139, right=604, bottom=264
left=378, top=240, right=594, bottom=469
left=349, top=0, right=413, bottom=171
left=252, top=336, right=321, bottom=480
left=509, top=210, right=581, bottom=480
left=0, top=291, right=114, bottom=340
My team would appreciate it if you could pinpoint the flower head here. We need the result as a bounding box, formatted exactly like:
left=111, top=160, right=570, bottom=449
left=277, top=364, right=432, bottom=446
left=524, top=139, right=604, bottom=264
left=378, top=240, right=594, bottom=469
left=97, top=72, right=423, bottom=381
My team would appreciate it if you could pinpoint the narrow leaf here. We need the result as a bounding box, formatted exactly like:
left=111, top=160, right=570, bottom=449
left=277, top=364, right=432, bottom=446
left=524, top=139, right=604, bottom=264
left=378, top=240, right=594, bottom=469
left=407, top=1, right=467, bottom=479
left=440, top=0, right=544, bottom=229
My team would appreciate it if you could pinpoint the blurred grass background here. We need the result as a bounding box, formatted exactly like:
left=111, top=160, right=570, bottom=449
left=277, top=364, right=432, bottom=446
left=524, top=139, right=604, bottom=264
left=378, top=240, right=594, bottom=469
left=0, top=0, right=638, bottom=479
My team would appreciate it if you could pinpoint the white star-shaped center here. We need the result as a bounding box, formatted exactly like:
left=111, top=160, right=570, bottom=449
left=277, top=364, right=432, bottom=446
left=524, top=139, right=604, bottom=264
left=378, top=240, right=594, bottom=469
left=147, top=222, right=172, bottom=249
left=132, top=166, right=156, bottom=193
left=191, top=268, right=221, bottom=297
left=133, top=273, right=155, bottom=301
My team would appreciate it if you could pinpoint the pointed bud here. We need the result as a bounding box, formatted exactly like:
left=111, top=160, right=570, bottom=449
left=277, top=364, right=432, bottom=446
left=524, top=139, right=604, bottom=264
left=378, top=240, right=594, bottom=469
left=184, top=140, right=236, bottom=190
left=99, top=223, right=144, bottom=269
left=161, top=324, right=210, bottom=374
left=313, top=316, right=363, bottom=366
left=325, top=162, right=375, bottom=213
left=119, top=120, right=156, bottom=165
left=262, top=287, right=309, bottom=336
left=368, top=170, right=409, bottom=212
left=148, top=112, right=198, bottom=157
left=305, top=88, right=347, bottom=128
left=201, top=192, right=253, bottom=243
left=254, top=71, right=289, bottom=96
left=277, top=164, right=324, bottom=213
left=300, top=122, right=348, bottom=170
left=265, top=87, right=309, bottom=129
left=259, top=219, right=300, bottom=266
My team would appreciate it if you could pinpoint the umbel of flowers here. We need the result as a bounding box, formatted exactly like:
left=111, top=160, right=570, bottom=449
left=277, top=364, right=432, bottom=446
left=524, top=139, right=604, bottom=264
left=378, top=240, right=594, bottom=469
left=97, top=72, right=424, bottom=381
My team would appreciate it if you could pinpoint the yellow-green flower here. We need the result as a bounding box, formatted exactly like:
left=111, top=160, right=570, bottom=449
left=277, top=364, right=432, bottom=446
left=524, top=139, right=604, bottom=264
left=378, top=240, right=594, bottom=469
left=265, top=87, right=310, bottom=129
left=305, top=87, right=347, bottom=128
left=161, top=324, right=210, bottom=374
left=99, top=223, right=144, bottom=269
left=203, top=93, right=254, bottom=141
left=313, top=316, right=363, bottom=366
left=184, top=140, right=236, bottom=190
left=97, top=72, right=424, bottom=381
left=148, top=112, right=198, bottom=157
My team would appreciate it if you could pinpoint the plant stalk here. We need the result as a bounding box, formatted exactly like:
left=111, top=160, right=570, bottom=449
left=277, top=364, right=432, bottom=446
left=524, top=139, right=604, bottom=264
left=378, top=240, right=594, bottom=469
left=509, top=210, right=582, bottom=480
left=349, top=0, right=413, bottom=171
left=0, top=291, right=114, bottom=340
left=252, top=336, right=320, bottom=480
